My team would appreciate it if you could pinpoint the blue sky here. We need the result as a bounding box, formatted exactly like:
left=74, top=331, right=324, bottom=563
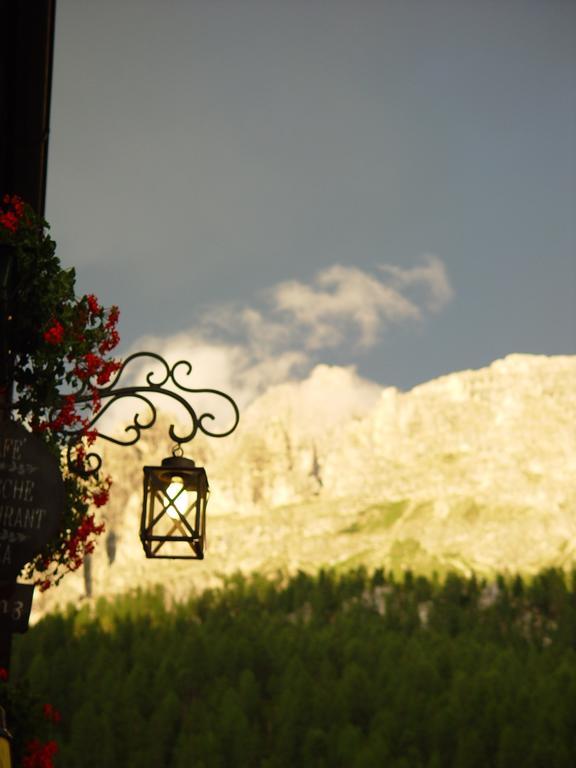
left=46, top=0, right=575, bottom=399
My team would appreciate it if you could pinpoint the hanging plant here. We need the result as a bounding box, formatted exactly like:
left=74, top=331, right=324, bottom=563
left=0, top=194, right=121, bottom=590
left=0, top=668, right=61, bottom=768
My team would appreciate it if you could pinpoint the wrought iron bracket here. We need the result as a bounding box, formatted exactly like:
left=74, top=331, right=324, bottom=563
left=41, top=352, right=240, bottom=478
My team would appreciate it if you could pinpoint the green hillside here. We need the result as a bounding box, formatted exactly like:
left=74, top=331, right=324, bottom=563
left=6, top=567, right=576, bottom=767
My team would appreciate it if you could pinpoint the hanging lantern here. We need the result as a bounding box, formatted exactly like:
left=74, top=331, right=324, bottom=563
left=140, top=453, right=208, bottom=559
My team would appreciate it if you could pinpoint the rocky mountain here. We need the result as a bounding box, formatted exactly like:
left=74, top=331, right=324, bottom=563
left=32, top=354, right=576, bottom=618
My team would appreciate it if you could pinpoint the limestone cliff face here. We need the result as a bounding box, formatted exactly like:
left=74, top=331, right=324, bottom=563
left=32, top=354, right=576, bottom=618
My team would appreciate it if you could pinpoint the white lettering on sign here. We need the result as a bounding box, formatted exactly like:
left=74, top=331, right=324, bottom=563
left=0, top=437, right=26, bottom=462
left=12, top=601, right=23, bottom=621
left=0, top=596, right=28, bottom=623
left=0, top=478, right=35, bottom=502
left=0, top=505, right=47, bottom=529
left=0, top=543, right=11, bottom=565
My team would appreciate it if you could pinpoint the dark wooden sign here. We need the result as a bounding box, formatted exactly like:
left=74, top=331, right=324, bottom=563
left=0, top=421, right=64, bottom=579
left=0, top=582, right=35, bottom=633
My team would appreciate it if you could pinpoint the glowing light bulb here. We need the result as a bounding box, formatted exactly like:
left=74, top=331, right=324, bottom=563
left=165, top=477, right=189, bottom=520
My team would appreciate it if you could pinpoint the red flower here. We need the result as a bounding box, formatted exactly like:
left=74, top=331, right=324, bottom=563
left=62, top=513, right=106, bottom=572
left=84, top=352, right=103, bottom=377
left=0, top=211, right=19, bottom=232
left=0, top=194, right=25, bottom=232
left=86, top=294, right=101, bottom=314
left=0, top=667, right=8, bottom=682
left=43, top=703, right=62, bottom=724
left=2, top=194, right=24, bottom=215
left=96, top=359, right=122, bottom=385
left=84, top=427, right=98, bottom=445
left=98, top=328, right=120, bottom=354
left=48, top=394, right=80, bottom=431
left=106, top=305, right=120, bottom=327
left=92, top=489, right=109, bottom=507
left=91, top=387, right=102, bottom=412
left=73, top=353, right=104, bottom=382
left=43, top=321, right=65, bottom=345
left=23, top=739, right=59, bottom=768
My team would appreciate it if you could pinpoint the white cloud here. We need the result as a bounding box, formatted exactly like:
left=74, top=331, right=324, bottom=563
left=115, top=332, right=307, bottom=423
left=114, top=258, right=452, bottom=419
left=378, top=254, right=453, bottom=313
left=244, top=363, right=383, bottom=438
left=200, top=305, right=291, bottom=355
left=201, top=257, right=453, bottom=354
left=272, top=264, right=422, bottom=349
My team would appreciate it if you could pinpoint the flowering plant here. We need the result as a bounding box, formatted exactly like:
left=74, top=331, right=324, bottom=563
left=0, top=194, right=121, bottom=589
left=0, top=668, right=60, bottom=767
left=22, top=738, right=59, bottom=768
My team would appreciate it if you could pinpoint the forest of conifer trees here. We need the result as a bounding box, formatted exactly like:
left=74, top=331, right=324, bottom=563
left=3, top=567, right=576, bottom=767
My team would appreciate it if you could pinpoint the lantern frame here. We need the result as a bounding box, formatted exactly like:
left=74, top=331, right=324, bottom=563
left=140, top=455, right=209, bottom=560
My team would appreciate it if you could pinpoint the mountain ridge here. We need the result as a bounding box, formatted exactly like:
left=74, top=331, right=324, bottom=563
left=32, top=353, right=576, bottom=618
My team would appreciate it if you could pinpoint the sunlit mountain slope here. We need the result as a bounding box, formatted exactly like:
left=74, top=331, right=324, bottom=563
left=33, top=354, right=576, bottom=617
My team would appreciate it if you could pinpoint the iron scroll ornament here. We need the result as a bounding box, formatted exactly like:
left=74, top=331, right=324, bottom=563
left=33, top=352, right=240, bottom=478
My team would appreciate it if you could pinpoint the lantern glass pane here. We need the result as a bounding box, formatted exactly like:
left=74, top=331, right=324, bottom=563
left=162, top=476, right=195, bottom=521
